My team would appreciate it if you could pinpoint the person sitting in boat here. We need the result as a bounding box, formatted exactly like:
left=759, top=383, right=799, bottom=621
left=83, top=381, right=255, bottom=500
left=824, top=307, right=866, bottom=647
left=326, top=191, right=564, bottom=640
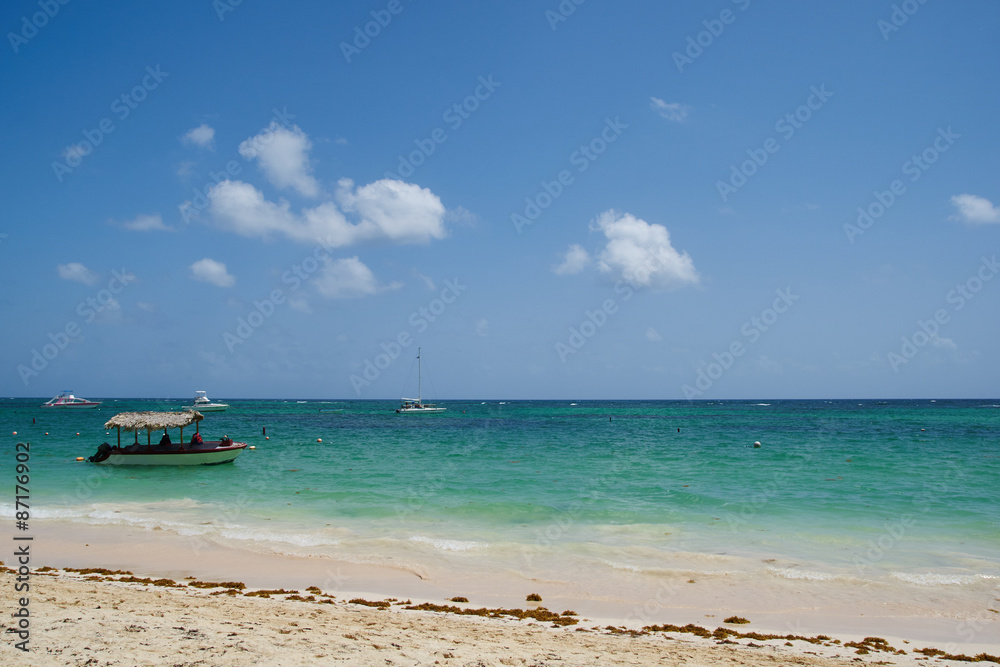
left=158, top=431, right=172, bottom=447
left=190, top=432, right=204, bottom=447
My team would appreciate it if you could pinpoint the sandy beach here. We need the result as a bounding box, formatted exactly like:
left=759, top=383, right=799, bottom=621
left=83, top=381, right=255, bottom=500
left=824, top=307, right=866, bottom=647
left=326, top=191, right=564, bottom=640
left=0, top=567, right=917, bottom=667
left=3, top=523, right=998, bottom=666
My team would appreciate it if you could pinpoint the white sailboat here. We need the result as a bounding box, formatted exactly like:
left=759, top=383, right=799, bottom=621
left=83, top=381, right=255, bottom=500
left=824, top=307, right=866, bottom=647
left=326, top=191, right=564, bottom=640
left=396, top=348, right=446, bottom=414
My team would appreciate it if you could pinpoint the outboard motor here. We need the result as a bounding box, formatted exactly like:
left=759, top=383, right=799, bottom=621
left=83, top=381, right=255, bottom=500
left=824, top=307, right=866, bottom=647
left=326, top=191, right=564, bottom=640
left=89, top=442, right=113, bottom=463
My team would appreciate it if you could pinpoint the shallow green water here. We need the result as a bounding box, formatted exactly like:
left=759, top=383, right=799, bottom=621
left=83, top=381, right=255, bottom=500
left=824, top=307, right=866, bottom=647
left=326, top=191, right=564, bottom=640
left=3, top=398, right=999, bottom=586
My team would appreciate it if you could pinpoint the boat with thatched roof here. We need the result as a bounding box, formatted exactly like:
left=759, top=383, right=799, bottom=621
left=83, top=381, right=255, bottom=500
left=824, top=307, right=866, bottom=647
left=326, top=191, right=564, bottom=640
left=88, top=410, right=247, bottom=466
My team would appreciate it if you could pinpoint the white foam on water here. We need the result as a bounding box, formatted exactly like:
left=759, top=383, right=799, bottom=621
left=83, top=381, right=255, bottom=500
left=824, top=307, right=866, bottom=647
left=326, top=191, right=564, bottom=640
left=890, top=572, right=999, bottom=586
left=217, top=526, right=340, bottom=548
left=767, top=566, right=837, bottom=581
left=408, top=536, right=486, bottom=552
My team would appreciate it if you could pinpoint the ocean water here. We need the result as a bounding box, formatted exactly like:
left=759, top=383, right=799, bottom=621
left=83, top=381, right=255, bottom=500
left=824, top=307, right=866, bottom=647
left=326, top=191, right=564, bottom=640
left=3, top=398, right=999, bottom=593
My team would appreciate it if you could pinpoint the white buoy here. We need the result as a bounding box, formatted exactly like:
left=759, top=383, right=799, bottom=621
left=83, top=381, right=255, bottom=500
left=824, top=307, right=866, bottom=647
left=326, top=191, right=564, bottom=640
left=248, top=446, right=256, bottom=450
left=317, top=438, right=322, bottom=443
left=753, top=441, right=761, bottom=448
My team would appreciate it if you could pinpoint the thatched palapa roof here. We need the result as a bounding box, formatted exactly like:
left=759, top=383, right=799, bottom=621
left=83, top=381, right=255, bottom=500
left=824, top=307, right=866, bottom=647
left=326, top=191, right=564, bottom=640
left=104, top=411, right=204, bottom=432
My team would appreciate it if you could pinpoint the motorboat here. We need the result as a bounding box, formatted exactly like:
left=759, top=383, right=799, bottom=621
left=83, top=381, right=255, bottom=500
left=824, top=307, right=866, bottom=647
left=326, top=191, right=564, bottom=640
left=396, top=348, right=446, bottom=414
left=40, top=391, right=101, bottom=409
left=87, top=410, right=246, bottom=466
left=184, top=391, right=229, bottom=412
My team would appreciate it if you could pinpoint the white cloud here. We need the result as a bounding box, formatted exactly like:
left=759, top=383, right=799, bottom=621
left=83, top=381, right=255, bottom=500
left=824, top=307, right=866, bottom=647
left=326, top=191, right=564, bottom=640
left=476, top=318, right=490, bottom=337
left=183, top=124, right=215, bottom=149
left=413, top=270, right=436, bottom=291
left=117, top=213, right=170, bottom=232
left=552, top=244, right=590, bottom=275
left=313, top=256, right=401, bottom=299
left=334, top=178, right=447, bottom=244
left=239, top=122, right=320, bottom=197
left=207, top=178, right=447, bottom=247
left=650, top=98, right=691, bottom=122
left=57, top=262, right=98, bottom=285
left=950, top=194, right=1000, bottom=225
left=288, top=293, right=312, bottom=313
left=176, top=160, right=196, bottom=179
left=646, top=327, right=663, bottom=342
left=932, top=336, right=957, bottom=350
left=190, top=258, right=235, bottom=287
left=592, top=210, right=699, bottom=289
left=446, top=206, right=479, bottom=227
left=63, top=144, right=88, bottom=162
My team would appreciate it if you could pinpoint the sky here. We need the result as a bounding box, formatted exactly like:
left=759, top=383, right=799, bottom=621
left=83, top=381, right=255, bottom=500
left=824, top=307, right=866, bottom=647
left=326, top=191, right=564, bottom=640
left=1, top=0, right=998, bottom=400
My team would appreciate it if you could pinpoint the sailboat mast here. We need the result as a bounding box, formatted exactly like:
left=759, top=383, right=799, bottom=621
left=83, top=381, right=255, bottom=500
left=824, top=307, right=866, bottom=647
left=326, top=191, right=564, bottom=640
left=417, top=347, right=422, bottom=402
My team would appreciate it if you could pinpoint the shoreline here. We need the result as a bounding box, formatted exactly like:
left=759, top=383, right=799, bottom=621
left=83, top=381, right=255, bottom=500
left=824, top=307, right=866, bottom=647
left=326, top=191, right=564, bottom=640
left=8, top=521, right=999, bottom=662
left=2, top=567, right=997, bottom=666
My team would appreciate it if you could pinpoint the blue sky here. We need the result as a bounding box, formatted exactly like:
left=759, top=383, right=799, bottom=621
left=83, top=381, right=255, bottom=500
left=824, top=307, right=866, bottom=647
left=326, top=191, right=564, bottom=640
left=2, top=0, right=998, bottom=400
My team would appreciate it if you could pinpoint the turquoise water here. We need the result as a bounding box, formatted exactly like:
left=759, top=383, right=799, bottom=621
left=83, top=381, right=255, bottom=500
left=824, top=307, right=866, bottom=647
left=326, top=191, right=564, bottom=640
left=3, top=398, right=999, bottom=587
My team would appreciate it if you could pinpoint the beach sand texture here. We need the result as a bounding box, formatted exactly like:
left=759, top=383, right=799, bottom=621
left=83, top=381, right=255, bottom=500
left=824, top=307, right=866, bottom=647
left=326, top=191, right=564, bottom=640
left=3, top=569, right=894, bottom=667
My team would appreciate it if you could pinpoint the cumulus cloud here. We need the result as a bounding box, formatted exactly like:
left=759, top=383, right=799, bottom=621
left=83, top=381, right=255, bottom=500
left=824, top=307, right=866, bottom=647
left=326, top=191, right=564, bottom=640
left=190, top=258, right=235, bottom=287
left=552, top=244, right=590, bottom=275
left=116, top=213, right=170, bottom=232
left=239, top=122, right=320, bottom=197
left=592, top=210, right=698, bottom=289
left=950, top=194, right=1000, bottom=225
left=207, top=177, right=447, bottom=247
left=57, top=262, right=98, bottom=285
left=313, top=256, right=401, bottom=299
left=650, top=98, right=691, bottom=122
left=183, top=124, right=215, bottom=149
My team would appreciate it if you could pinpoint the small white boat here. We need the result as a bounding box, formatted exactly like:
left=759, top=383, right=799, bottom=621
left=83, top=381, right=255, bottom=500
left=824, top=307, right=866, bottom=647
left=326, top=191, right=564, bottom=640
left=88, top=410, right=246, bottom=466
left=41, top=391, right=101, bottom=409
left=396, top=348, right=445, bottom=414
left=184, top=391, right=229, bottom=412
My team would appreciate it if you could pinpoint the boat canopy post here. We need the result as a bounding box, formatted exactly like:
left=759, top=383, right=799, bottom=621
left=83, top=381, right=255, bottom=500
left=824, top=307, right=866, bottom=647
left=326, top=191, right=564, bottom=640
left=116, top=426, right=120, bottom=447
left=146, top=428, right=151, bottom=449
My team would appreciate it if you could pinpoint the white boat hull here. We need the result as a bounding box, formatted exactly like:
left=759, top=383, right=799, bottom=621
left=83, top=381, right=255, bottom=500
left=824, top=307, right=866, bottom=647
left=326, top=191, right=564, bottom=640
left=184, top=404, right=228, bottom=412
left=41, top=403, right=101, bottom=409
left=92, top=442, right=246, bottom=466
left=396, top=407, right=447, bottom=413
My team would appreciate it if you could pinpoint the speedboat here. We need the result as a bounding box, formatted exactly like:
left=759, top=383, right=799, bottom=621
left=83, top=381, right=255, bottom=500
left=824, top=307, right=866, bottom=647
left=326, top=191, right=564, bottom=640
left=41, top=391, right=101, bottom=409
left=396, top=348, right=446, bottom=414
left=184, top=391, right=229, bottom=412
left=87, top=410, right=246, bottom=466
